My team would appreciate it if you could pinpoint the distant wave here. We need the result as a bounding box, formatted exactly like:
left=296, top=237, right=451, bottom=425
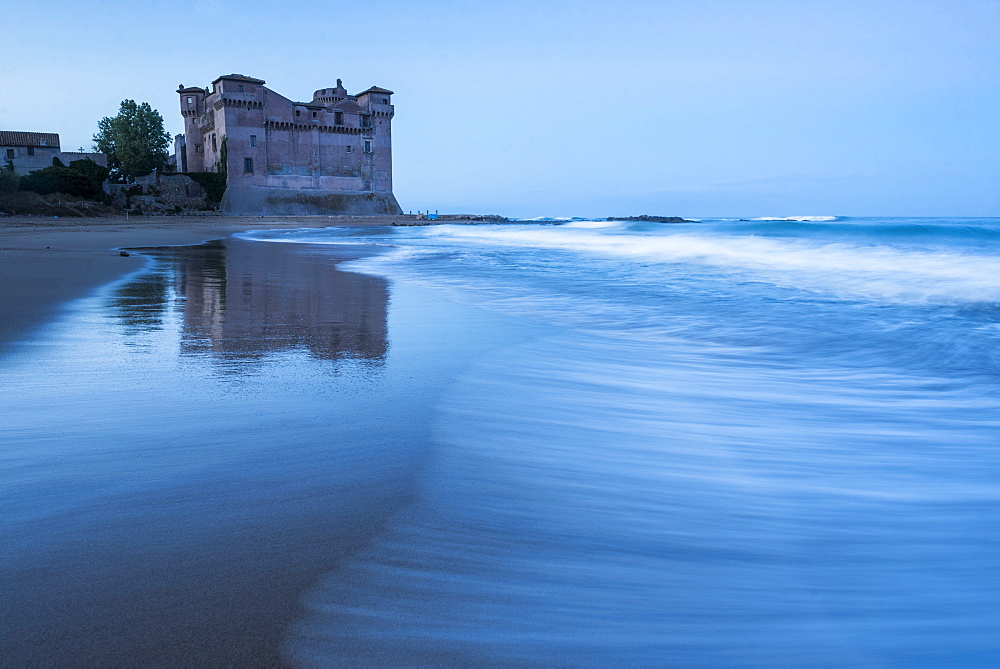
left=561, top=220, right=622, bottom=229
left=751, top=216, right=839, bottom=222
left=516, top=216, right=586, bottom=222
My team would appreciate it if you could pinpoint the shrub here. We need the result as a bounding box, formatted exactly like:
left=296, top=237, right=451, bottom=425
left=19, top=159, right=110, bottom=201
left=20, top=166, right=92, bottom=198
left=0, top=164, right=19, bottom=194
left=186, top=171, right=227, bottom=202
left=69, top=159, right=111, bottom=199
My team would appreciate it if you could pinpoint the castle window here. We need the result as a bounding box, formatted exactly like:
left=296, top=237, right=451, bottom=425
left=238, top=84, right=244, bottom=92
left=244, top=158, right=253, bottom=173
left=212, top=134, right=217, bottom=151
left=312, top=112, right=317, bottom=118
left=346, top=145, right=353, bottom=153
left=187, top=97, right=193, bottom=104
left=27, top=147, right=34, bottom=156
left=195, top=144, right=203, bottom=153
left=250, top=135, right=257, bottom=148
left=295, top=110, right=300, bottom=117
left=364, top=140, right=372, bottom=154
left=5, top=149, right=13, bottom=159
left=334, top=111, right=343, bottom=125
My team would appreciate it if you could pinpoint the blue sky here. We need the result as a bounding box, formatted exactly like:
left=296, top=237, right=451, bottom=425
left=2, top=0, right=998, bottom=217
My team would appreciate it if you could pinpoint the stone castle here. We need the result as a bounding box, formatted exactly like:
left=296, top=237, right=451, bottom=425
left=176, top=74, right=401, bottom=215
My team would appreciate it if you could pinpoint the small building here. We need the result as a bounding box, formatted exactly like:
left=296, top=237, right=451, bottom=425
left=176, top=74, right=401, bottom=215
left=0, top=131, right=107, bottom=175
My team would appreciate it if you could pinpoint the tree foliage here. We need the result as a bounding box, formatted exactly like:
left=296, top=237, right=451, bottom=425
left=19, top=159, right=110, bottom=200
left=186, top=172, right=227, bottom=202
left=93, top=100, right=171, bottom=181
left=0, top=163, right=20, bottom=194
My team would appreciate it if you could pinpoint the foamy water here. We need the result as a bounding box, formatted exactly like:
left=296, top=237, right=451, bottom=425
left=237, top=217, right=1000, bottom=665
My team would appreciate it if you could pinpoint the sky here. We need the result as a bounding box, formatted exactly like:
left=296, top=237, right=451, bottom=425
left=2, top=0, right=998, bottom=218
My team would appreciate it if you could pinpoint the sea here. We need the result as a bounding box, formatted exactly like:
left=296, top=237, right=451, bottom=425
left=2, top=216, right=999, bottom=666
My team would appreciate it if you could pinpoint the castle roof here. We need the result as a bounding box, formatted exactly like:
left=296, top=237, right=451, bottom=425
left=358, top=86, right=394, bottom=95
left=0, top=131, right=60, bottom=148
left=329, top=99, right=365, bottom=113
left=212, top=73, right=266, bottom=85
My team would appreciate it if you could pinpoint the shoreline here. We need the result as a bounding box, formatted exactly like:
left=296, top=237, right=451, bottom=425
left=0, top=231, right=432, bottom=665
left=0, top=215, right=415, bottom=354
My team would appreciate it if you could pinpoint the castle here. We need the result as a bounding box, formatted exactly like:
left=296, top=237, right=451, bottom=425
left=176, top=74, right=401, bottom=215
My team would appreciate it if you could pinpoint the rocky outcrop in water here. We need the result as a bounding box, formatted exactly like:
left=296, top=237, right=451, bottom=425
left=606, top=215, right=694, bottom=223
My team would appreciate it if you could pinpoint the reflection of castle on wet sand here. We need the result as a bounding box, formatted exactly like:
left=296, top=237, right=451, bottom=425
left=170, top=239, right=388, bottom=363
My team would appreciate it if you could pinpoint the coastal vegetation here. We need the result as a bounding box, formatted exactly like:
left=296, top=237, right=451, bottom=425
left=0, top=160, right=117, bottom=216
left=20, top=158, right=110, bottom=200
left=185, top=172, right=227, bottom=203
left=181, top=135, right=228, bottom=203
left=93, top=100, right=171, bottom=182
left=0, top=163, right=19, bottom=194
left=1, top=100, right=179, bottom=216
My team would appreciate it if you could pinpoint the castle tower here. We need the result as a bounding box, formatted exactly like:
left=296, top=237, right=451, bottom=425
left=177, top=85, right=207, bottom=172
left=312, top=79, right=348, bottom=105
left=355, top=87, right=395, bottom=197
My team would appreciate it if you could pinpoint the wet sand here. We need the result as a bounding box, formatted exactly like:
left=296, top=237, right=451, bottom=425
left=0, top=216, right=427, bottom=666
left=0, top=215, right=412, bottom=354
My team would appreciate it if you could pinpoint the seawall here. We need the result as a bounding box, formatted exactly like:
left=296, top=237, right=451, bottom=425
left=222, top=186, right=402, bottom=216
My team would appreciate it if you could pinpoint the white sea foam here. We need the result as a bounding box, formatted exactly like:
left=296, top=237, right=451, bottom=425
left=410, top=224, right=1000, bottom=304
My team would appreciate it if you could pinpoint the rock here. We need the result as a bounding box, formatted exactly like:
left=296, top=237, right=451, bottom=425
left=606, top=215, right=694, bottom=224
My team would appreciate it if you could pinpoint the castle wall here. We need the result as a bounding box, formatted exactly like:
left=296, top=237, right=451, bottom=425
left=177, top=75, right=400, bottom=215
left=221, top=186, right=401, bottom=216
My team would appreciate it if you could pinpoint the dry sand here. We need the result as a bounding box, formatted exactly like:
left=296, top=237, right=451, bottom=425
left=0, top=215, right=410, bottom=352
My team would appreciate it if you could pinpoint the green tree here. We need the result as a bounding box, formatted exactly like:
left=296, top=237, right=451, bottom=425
left=93, top=100, right=171, bottom=181
left=68, top=159, right=111, bottom=199
left=0, top=162, right=20, bottom=194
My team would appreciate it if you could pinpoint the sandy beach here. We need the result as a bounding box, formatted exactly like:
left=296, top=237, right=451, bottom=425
left=0, top=214, right=433, bottom=665
left=0, top=215, right=414, bottom=353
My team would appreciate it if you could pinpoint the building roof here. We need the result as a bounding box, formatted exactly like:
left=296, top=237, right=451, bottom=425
left=329, top=99, right=365, bottom=113
left=358, top=86, right=394, bottom=96
left=212, top=73, right=266, bottom=85
left=0, top=131, right=60, bottom=148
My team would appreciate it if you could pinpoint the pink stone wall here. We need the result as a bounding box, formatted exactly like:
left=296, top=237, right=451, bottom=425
left=176, top=75, right=398, bottom=214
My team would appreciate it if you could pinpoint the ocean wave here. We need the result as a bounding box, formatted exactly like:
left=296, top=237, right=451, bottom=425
left=289, top=329, right=1000, bottom=665
left=396, top=224, right=1000, bottom=305
left=560, top=219, right=623, bottom=229
left=241, top=219, right=1000, bottom=307
left=751, top=216, right=839, bottom=222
